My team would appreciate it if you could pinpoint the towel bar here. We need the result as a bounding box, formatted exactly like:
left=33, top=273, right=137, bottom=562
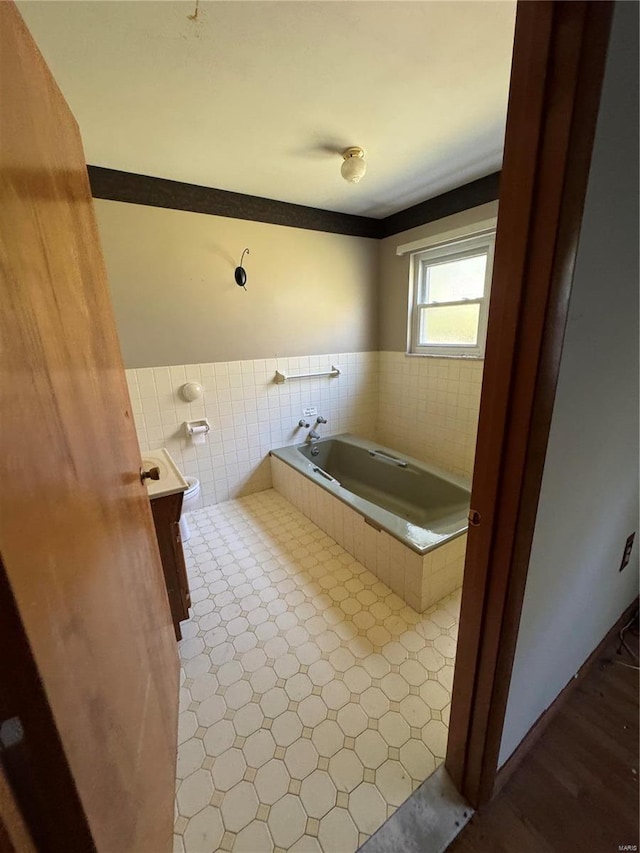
left=274, top=365, right=340, bottom=384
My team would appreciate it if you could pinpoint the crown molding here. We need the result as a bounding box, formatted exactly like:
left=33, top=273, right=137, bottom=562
left=87, top=165, right=501, bottom=240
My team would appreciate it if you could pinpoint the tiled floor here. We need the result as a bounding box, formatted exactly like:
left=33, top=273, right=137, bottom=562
left=174, top=489, right=460, bottom=853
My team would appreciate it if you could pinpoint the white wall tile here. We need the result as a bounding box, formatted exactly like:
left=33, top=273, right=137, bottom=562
left=128, top=350, right=481, bottom=507
left=377, top=352, right=483, bottom=480
left=128, top=352, right=378, bottom=507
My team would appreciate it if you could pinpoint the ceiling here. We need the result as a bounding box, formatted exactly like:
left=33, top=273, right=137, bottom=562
left=17, top=1, right=516, bottom=219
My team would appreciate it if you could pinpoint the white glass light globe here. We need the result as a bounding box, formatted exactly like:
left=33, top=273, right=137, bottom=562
left=341, top=150, right=367, bottom=183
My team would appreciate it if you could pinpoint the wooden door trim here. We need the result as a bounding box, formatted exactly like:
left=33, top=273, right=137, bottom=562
left=0, top=764, right=37, bottom=853
left=0, top=559, right=94, bottom=852
left=445, top=0, right=615, bottom=807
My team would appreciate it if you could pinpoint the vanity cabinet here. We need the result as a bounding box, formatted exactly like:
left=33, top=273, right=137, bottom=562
left=150, top=491, right=190, bottom=640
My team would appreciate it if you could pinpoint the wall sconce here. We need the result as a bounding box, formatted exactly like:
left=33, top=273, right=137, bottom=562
left=235, top=248, right=250, bottom=291
left=341, top=147, right=366, bottom=183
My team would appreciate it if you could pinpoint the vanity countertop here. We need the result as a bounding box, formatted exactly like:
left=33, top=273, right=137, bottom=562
left=141, top=448, right=188, bottom=500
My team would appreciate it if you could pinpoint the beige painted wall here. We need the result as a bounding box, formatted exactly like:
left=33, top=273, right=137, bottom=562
left=377, top=201, right=499, bottom=352
left=95, top=200, right=378, bottom=368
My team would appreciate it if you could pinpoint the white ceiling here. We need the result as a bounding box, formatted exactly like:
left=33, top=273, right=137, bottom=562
left=17, top=1, right=516, bottom=218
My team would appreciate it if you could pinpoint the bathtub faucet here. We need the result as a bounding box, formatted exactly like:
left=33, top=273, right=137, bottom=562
left=307, top=415, right=326, bottom=442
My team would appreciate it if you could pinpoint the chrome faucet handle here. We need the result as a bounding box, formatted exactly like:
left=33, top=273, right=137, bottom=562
left=298, top=419, right=310, bottom=428
left=316, top=416, right=327, bottom=424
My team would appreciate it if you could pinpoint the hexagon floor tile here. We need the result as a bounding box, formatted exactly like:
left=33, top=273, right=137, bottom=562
left=174, top=489, right=460, bottom=852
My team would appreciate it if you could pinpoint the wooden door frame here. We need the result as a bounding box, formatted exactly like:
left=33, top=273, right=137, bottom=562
left=445, top=0, right=615, bottom=808
left=0, top=559, right=94, bottom=853
left=0, top=763, right=37, bottom=853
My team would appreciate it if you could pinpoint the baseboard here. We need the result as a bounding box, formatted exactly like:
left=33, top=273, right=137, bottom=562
left=493, top=595, right=639, bottom=797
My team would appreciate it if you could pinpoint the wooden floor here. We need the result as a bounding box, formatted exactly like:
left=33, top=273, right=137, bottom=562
left=449, top=614, right=639, bottom=853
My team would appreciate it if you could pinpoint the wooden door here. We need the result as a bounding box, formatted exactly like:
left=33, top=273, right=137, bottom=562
left=0, top=4, right=179, bottom=851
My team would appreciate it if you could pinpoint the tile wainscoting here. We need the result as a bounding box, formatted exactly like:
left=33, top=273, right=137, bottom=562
left=377, top=352, right=483, bottom=481
left=126, top=353, right=378, bottom=507
left=127, top=351, right=482, bottom=509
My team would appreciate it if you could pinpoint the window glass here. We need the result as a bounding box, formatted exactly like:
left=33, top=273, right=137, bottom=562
left=418, top=303, right=480, bottom=346
left=419, top=253, right=487, bottom=303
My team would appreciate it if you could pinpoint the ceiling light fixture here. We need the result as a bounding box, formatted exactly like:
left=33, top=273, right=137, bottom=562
left=341, top=147, right=366, bottom=184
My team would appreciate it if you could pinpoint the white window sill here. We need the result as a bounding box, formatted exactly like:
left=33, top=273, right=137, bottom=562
left=404, top=352, right=484, bottom=361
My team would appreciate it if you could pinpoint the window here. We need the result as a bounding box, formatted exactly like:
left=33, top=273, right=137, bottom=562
left=408, top=230, right=495, bottom=357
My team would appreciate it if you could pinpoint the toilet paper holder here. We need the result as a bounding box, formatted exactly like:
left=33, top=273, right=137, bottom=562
left=184, top=418, right=211, bottom=437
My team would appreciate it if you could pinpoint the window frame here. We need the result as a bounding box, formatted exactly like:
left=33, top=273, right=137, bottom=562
left=407, top=230, right=496, bottom=358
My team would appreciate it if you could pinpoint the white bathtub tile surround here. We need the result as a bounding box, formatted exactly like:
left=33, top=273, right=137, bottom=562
left=377, top=352, right=483, bottom=480
left=272, top=457, right=467, bottom=613
left=127, top=350, right=482, bottom=509
left=126, top=352, right=378, bottom=507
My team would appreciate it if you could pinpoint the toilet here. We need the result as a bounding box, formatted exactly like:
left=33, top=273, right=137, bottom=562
left=179, top=477, right=200, bottom=542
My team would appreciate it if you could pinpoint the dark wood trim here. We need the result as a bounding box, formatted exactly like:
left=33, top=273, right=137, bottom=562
left=445, top=0, right=614, bottom=809
left=87, top=165, right=501, bottom=240
left=493, top=596, right=639, bottom=797
left=376, top=172, right=500, bottom=238
left=0, top=558, right=94, bottom=852
left=88, top=165, right=380, bottom=238
left=0, top=764, right=37, bottom=853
